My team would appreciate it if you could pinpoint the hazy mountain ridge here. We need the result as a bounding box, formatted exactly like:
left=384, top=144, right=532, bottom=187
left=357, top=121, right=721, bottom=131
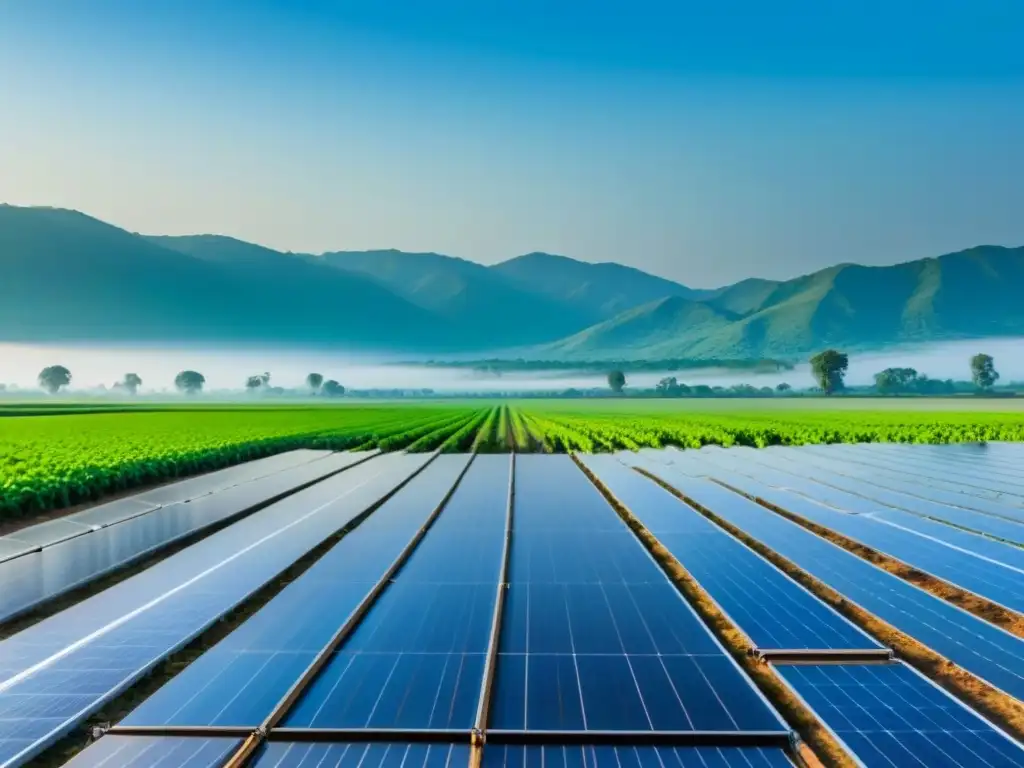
left=2, top=204, right=1022, bottom=359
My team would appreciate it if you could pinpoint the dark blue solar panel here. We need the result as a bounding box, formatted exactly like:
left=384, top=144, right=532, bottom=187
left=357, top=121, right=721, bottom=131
left=703, top=466, right=1024, bottom=613
left=482, top=745, right=793, bottom=768
left=755, top=447, right=1024, bottom=544
left=778, top=663, right=1024, bottom=768
left=491, top=455, right=786, bottom=736
left=579, top=455, right=880, bottom=652
left=0, top=452, right=369, bottom=624
left=284, top=455, right=511, bottom=731
left=628, top=457, right=1024, bottom=702
left=62, top=735, right=241, bottom=768
left=254, top=742, right=471, bottom=768
left=120, top=454, right=472, bottom=729
left=0, top=453, right=428, bottom=768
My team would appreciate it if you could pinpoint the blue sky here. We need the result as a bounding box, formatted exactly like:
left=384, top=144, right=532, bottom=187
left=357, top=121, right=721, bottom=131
left=1, top=0, right=1023, bottom=287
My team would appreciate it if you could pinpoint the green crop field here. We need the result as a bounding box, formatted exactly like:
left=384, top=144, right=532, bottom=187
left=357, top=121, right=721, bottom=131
left=2, top=399, right=1024, bottom=519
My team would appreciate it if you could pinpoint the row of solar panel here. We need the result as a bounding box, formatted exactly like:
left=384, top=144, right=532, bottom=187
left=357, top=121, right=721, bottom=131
left=579, top=453, right=1024, bottom=767
left=0, top=449, right=337, bottom=563
left=0, top=451, right=432, bottom=767
left=0, top=451, right=374, bottom=625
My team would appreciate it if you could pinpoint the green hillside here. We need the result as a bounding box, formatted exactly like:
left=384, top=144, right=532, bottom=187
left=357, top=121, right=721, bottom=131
left=546, top=246, right=1024, bottom=359
left=491, top=251, right=710, bottom=318
left=316, top=249, right=593, bottom=347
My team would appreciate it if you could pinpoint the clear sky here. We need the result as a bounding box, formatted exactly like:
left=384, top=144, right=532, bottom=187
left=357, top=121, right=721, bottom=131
left=2, top=0, right=1023, bottom=288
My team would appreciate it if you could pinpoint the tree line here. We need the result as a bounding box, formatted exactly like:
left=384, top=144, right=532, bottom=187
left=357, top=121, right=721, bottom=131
left=31, top=367, right=346, bottom=397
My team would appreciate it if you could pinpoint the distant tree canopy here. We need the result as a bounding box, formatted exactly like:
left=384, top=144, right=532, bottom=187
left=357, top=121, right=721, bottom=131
left=38, top=365, right=72, bottom=394
left=121, top=373, right=142, bottom=394
left=776, top=382, right=792, bottom=392
left=809, top=349, right=848, bottom=395
left=175, top=370, right=205, bottom=394
left=608, top=370, right=626, bottom=393
left=874, top=367, right=919, bottom=394
left=655, top=376, right=690, bottom=397
left=306, top=372, right=324, bottom=392
left=245, top=375, right=263, bottom=391
left=322, top=379, right=345, bottom=397
left=971, top=353, right=999, bottom=390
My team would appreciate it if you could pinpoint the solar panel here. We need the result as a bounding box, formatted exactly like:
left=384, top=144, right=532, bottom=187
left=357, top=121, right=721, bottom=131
left=777, top=663, right=1024, bottom=768
left=0, top=452, right=370, bottom=624
left=628, top=458, right=1024, bottom=702
left=724, top=448, right=1024, bottom=562
left=0, top=450, right=338, bottom=563
left=756, top=448, right=1024, bottom=543
left=120, top=454, right=473, bottom=729
left=577, top=455, right=881, bottom=653
left=481, top=745, right=793, bottom=768
left=253, top=742, right=472, bottom=768
left=283, top=455, right=511, bottom=731
left=0, top=453, right=428, bottom=768
left=707, top=469, right=1024, bottom=613
left=490, top=455, right=787, bottom=737
left=61, top=735, right=242, bottom=768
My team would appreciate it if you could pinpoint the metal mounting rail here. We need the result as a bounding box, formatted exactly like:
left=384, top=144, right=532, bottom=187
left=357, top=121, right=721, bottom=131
left=469, top=453, right=516, bottom=768
left=268, top=728, right=474, bottom=743
left=222, top=451, right=478, bottom=768
left=483, top=730, right=792, bottom=747
left=757, top=648, right=894, bottom=664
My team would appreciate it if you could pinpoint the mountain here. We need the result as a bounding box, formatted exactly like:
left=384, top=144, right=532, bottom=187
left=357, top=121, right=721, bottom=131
left=546, top=246, right=1024, bottom=359
left=314, top=249, right=592, bottom=347
left=0, top=209, right=451, bottom=350
left=491, top=252, right=711, bottom=319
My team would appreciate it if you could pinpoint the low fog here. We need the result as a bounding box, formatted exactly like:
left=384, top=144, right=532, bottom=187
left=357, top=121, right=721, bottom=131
left=1, top=338, right=1022, bottom=395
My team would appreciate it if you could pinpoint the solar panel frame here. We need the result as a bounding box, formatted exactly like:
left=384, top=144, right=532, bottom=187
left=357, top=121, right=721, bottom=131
left=489, top=455, right=789, bottom=739
left=577, top=454, right=883, bottom=655
left=627, top=457, right=1024, bottom=702
left=0, top=453, right=429, bottom=768
left=775, top=662, right=1024, bottom=768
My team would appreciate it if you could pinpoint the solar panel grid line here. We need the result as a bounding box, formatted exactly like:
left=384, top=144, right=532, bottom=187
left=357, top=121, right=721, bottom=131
left=696, top=464, right=1024, bottom=616
left=473, top=453, right=516, bottom=741
left=0, top=452, right=375, bottom=627
left=0, top=453, right=432, bottom=768
left=253, top=741, right=473, bottom=768
left=218, top=452, right=480, bottom=767
left=579, top=454, right=886, bottom=659
left=479, top=744, right=796, bottom=768
left=482, top=731, right=793, bottom=747
left=844, top=443, right=1024, bottom=478
left=59, top=735, right=244, bottom=768
left=773, top=661, right=1024, bottom=768
left=627, top=458, right=1024, bottom=703
left=757, top=448, right=1024, bottom=543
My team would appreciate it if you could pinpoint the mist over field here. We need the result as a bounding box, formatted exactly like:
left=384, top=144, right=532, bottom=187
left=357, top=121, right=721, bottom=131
left=1, top=338, right=1022, bottom=395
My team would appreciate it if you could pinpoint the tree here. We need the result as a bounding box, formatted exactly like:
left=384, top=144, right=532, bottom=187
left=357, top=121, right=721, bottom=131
left=121, top=373, right=142, bottom=395
left=776, top=382, right=792, bottom=393
left=38, top=365, right=71, bottom=394
left=873, top=367, right=918, bottom=394
left=175, top=370, right=205, bottom=395
left=970, top=354, right=999, bottom=390
left=809, top=349, right=849, bottom=395
left=245, top=375, right=263, bottom=391
left=260, top=372, right=271, bottom=386
left=322, top=379, right=345, bottom=397
left=607, top=370, right=626, bottom=394
left=306, top=373, right=324, bottom=393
